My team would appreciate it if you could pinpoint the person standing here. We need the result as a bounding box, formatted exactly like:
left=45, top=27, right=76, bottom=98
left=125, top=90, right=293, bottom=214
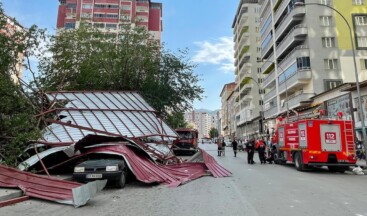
left=217, top=139, right=223, bottom=156
left=232, top=139, right=238, bottom=157
left=246, top=139, right=255, bottom=164
left=256, top=138, right=266, bottom=164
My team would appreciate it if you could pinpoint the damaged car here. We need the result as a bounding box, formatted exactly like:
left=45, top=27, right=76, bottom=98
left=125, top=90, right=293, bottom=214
left=73, top=159, right=128, bottom=188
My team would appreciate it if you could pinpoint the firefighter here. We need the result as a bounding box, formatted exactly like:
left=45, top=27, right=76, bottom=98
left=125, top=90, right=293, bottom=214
left=246, top=139, right=255, bottom=164
left=256, top=138, right=266, bottom=164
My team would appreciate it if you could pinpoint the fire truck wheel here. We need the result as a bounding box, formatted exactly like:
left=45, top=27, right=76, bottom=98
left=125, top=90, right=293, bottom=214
left=294, top=152, right=306, bottom=171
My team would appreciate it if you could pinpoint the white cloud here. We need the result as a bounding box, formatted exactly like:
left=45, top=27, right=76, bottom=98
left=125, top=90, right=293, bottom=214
left=192, top=37, right=235, bottom=73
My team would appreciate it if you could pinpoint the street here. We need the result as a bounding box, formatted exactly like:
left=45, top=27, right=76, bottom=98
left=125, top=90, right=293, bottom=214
left=1, top=143, right=367, bottom=216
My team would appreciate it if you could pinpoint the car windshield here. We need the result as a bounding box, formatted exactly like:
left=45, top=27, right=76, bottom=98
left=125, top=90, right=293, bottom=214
left=178, top=131, right=194, bottom=139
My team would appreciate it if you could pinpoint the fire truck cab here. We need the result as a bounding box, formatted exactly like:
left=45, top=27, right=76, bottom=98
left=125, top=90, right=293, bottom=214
left=275, top=118, right=356, bottom=172
left=172, top=128, right=199, bottom=155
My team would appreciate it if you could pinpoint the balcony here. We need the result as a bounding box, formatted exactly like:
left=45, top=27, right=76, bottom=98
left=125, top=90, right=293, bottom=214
left=262, top=69, right=276, bottom=89
left=261, top=37, right=274, bottom=60
left=243, top=94, right=253, bottom=101
left=274, top=0, right=290, bottom=24
left=278, top=45, right=309, bottom=70
left=280, top=91, right=314, bottom=112
left=276, top=25, right=307, bottom=57
left=242, top=83, right=254, bottom=92
left=260, top=0, right=270, bottom=19
left=278, top=68, right=312, bottom=94
left=261, top=54, right=274, bottom=74
left=263, top=87, right=277, bottom=102
left=275, top=5, right=306, bottom=39
left=264, top=106, right=278, bottom=119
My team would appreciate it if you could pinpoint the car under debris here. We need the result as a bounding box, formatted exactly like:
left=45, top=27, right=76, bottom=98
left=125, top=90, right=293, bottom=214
left=73, top=159, right=128, bottom=188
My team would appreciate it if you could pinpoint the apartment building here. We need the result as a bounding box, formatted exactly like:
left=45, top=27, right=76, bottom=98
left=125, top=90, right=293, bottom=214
left=56, top=0, right=162, bottom=40
left=232, top=0, right=263, bottom=139
left=184, top=111, right=214, bottom=139
left=220, top=82, right=237, bottom=139
left=259, top=0, right=367, bottom=128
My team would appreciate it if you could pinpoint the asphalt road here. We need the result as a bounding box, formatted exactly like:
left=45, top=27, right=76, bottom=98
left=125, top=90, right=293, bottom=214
left=1, top=143, right=367, bottom=216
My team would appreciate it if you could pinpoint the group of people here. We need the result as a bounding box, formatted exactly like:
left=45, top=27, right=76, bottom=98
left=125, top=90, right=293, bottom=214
left=216, top=137, right=277, bottom=164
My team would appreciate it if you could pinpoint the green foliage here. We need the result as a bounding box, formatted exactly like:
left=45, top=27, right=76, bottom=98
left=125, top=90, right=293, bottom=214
left=0, top=4, right=43, bottom=166
left=38, top=25, right=204, bottom=117
left=165, top=111, right=187, bottom=129
left=209, top=127, right=218, bottom=138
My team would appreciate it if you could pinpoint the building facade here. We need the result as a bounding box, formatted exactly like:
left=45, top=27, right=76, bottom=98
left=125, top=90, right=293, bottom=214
left=56, top=0, right=162, bottom=40
left=220, top=82, right=237, bottom=138
left=259, top=0, right=367, bottom=129
left=233, top=0, right=263, bottom=140
left=184, top=111, right=215, bottom=139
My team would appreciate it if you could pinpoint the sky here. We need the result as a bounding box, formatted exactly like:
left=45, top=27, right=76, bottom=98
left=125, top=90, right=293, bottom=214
left=1, top=0, right=238, bottom=111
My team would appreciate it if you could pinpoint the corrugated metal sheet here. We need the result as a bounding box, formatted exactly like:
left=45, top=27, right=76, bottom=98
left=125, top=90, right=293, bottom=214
left=200, top=148, right=232, bottom=178
left=0, top=165, right=106, bottom=207
left=73, top=144, right=208, bottom=187
left=40, top=91, right=177, bottom=143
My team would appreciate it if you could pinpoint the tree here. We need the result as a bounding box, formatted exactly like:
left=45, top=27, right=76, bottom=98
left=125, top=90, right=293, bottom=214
left=0, top=4, right=44, bottom=166
left=209, top=127, right=218, bottom=139
left=165, top=111, right=187, bottom=129
left=38, top=25, right=204, bottom=118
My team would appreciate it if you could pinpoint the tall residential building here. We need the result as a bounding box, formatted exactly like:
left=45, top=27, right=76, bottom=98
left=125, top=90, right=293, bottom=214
left=260, top=0, right=367, bottom=128
left=232, top=0, right=262, bottom=139
left=184, top=111, right=213, bottom=139
left=56, top=0, right=162, bottom=40
left=220, top=82, right=237, bottom=139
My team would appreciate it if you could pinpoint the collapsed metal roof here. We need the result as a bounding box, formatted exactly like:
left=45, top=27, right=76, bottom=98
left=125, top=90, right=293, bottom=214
left=0, top=165, right=106, bottom=207
left=39, top=91, right=178, bottom=144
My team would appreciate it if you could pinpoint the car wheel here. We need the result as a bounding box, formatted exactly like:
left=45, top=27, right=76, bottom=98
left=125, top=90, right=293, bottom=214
left=295, top=152, right=306, bottom=171
left=116, top=171, right=126, bottom=188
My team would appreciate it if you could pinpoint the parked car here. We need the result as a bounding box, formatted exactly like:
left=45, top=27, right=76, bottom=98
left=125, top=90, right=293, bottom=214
left=73, top=159, right=128, bottom=188
left=224, top=139, right=232, bottom=147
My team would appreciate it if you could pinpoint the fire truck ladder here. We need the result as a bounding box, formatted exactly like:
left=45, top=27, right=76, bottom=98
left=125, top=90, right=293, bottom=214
left=344, top=121, right=355, bottom=157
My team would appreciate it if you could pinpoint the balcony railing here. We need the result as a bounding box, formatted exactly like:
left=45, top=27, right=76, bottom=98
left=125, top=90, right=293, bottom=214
left=275, top=5, right=306, bottom=37
left=278, top=45, right=309, bottom=70
left=263, top=87, right=277, bottom=102
left=262, top=69, right=276, bottom=88
left=274, top=0, right=290, bottom=24
left=278, top=68, right=312, bottom=93
left=243, top=94, right=253, bottom=101
left=260, top=1, right=270, bottom=20
left=276, top=25, right=307, bottom=56
left=264, top=105, right=278, bottom=118
left=280, top=91, right=314, bottom=112
left=261, top=37, right=274, bottom=59
left=261, top=54, right=274, bottom=74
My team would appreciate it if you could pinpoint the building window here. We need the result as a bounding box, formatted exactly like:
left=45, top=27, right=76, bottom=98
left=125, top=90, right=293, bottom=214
left=357, top=36, right=367, bottom=48
left=64, top=22, right=75, bottom=29
left=353, top=0, right=364, bottom=5
left=297, top=57, right=311, bottom=69
left=322, top=37, right=336, bottom=48
left=325, top=80, right=342, bottom=91
left=82, top=4, right=92, bottom=9
left=355, top=16, right=367, bottom=25
left=320, top=16, right=332, bottom=26
left=93, top=23, right=105, bottom=29
left=106, top=14, right=118, bottom=19
left=324, top=59, right=338, bottom=70
left=255, top=27, right=260, bottom=32
left=67, top=3, right=77, bottom=9
left=121, top=5, right=132, bottom=10
left=106, top=23, right=117, bottom=29
left=257, top=47, right=261, bottom=52
left=257, top=68, right=262, bottom=73
left=361, top=59, right=367, bottom=70
left=81, top=13, right=92, bottom=19
left=94, top=13, right=105, bottom=18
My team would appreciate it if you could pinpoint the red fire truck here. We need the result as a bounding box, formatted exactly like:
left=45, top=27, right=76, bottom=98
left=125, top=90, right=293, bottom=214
left=172, top=128, right=199, bottom=155
left=274, top=117, right=356, bottom=172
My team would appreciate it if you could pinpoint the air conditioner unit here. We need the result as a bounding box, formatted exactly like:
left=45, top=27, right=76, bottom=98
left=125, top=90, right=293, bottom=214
left=281, top=99, right=285, bottom=107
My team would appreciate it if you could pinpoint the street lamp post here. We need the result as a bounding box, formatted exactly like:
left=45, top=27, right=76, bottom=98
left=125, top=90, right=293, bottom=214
left=295, top=2, right=367, bottom=167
